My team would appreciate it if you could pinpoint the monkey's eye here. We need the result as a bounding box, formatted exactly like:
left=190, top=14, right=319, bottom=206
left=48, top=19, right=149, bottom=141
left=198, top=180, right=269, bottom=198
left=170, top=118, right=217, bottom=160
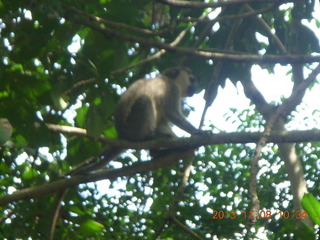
left=190, top=76, right=197, bottom=84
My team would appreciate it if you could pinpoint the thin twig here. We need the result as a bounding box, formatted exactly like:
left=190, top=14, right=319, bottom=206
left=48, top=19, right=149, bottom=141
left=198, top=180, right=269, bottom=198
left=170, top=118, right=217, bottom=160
left=200, top=9, right=243, bottom=127
left=62, top=3, right=172, bottom=36
left=180, top=2, right=284, bottom=23
left=111, top=13, right=208, bottom=76
left=170, top=216, right=204, bottom=240
left=244, top=4, right=287, bottom=54
left=49, top=189, right=69, bottom=240
left=152, top=156, right=194, bottom=239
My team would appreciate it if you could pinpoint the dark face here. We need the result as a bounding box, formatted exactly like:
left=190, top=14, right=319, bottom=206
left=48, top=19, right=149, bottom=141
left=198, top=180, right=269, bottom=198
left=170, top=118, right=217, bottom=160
left=187, top=76, right=197, bottom=97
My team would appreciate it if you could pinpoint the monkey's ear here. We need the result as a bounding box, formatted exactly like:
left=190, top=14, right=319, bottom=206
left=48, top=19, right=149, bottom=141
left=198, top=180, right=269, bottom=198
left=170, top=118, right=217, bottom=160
left=162, top=67, right=181, bottom=79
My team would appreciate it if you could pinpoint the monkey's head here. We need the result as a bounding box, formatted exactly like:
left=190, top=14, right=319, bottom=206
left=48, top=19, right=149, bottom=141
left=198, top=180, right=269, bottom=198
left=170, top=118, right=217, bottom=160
left=162, top=67, right=197, bottom=97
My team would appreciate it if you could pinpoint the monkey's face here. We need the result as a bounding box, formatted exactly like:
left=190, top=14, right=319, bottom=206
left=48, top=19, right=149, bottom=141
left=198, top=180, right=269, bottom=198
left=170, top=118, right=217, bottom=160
left=163, top=67, right=197, bottom=97
left=187, top=76, right=197, bottom=97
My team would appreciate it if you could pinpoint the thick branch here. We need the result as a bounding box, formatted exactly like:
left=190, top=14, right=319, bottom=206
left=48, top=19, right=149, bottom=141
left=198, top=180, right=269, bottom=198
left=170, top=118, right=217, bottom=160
left=46, top=123, right=320, bottom=149
left=246, top=64, right=320, bottom=228
left=241, top=77, right=274, bottom=119
left=280, top=64, right=320, bottom=118
left=0, top=150, right=193, bottom=206
left=3, top=127, right=320, bottom=206
left=158, top=0, right=291, bottom=9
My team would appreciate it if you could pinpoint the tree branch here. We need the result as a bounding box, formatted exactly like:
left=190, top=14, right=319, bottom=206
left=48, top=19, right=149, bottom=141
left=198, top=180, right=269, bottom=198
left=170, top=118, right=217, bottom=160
left=0, top=150, right=193, bottom=206
left=244, top=4, right=287, bottom=54
left=74, top=18, right=320, bottom=64
left=180, top=2, right=284, bottom=23
left=49, top=189, right=69, bottom=240
left=152, top=156, right=195, bottom=239
left=200, top=10, right=243, bottom=127
left=241, top=77, right=274, bottom=119
left=158, top=0, right=292, bottom=9
left=62, top=3, right=171, bottom=36
left=170, top=216, right=204, bottom=240
left=2, top=127, right=320, bottom=206
left=111, top=13, right=208, bottom=76
left=280, top=64, right=320, bottom=118
left=246, top=63, right=320, bottom=228
left=46, top=123, right=320, bottom=149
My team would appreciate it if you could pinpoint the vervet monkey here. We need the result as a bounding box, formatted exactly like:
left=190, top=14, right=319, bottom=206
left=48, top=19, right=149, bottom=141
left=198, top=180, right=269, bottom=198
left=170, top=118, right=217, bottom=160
left=114, top=66, right=202, bottom=142
left=66, top=67, right=202, bottom=175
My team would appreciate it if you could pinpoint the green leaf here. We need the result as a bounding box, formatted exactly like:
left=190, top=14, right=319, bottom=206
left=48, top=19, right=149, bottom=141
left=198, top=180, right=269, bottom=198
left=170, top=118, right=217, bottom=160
left=78, top=219, right=105, bottom=235
left=22, top=166, right=38, bottom=180
left=301, top=193, right=320, bottom=226
left=85, top=104, right=105, bottom=138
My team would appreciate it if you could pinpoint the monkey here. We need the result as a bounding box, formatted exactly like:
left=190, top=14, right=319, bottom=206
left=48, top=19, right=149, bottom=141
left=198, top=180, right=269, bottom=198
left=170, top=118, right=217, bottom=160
left=64, top=66, right=203, bottom=175
left=114, top=66, right=202, bottom=142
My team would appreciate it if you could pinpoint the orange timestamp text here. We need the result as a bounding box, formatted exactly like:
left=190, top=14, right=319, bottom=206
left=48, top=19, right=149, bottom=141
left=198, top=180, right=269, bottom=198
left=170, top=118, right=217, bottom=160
left=212, top=210, right=308, bottom=220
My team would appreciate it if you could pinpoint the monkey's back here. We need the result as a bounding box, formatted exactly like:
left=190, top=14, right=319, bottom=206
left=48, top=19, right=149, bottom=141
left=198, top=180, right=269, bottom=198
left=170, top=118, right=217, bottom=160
left=114, top=77, right=169, bottom=141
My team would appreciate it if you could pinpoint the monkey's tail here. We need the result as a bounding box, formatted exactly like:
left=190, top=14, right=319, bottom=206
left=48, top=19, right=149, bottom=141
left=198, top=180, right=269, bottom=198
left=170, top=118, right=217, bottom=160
left=62, top=146, right=123, bottom=176
left=98, top=146, right=124, bottom=170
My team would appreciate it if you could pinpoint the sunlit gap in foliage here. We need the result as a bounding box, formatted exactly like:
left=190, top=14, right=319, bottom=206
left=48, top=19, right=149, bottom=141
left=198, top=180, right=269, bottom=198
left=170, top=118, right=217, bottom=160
left=34, top=89, right=85, bottom=169
left=68, top=34, right=82, bottom=53
left=207, top=6, right=221, bottom=21
left=255, top=32, right=269, bottom=55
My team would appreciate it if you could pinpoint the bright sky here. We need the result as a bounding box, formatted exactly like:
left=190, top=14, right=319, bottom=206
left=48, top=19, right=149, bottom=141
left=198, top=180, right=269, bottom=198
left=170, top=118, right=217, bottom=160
left=186, top=1, right=320, bottom=134
left=188, top=63, right=320, bottom=133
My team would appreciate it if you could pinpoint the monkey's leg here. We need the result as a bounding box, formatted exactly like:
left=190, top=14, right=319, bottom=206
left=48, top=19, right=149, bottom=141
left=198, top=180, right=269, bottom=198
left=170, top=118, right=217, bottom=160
left=120, top=96, right=155, bottom=141
left=148, top=121, right=177, bottom=157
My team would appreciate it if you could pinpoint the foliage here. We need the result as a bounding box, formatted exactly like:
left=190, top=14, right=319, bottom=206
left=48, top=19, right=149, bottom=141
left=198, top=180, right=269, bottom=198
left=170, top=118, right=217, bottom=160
left=302, top=193, right=320, bottom=226
left=0, top=0, right=319, bottom=239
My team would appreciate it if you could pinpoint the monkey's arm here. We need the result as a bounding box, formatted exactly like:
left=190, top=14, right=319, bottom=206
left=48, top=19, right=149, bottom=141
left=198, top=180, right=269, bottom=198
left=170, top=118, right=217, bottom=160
left=164, top=86, right=201, bottom=134
left=167, top=110, right=200, bottom=134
